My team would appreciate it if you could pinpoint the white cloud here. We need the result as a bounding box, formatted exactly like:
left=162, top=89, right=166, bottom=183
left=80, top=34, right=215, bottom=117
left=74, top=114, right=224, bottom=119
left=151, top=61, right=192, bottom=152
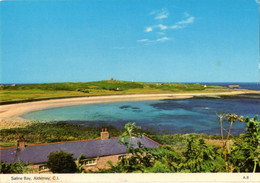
left=256, top=0, right=259, bottom=4
left=158, top=32, right=165, bottom=35
left=150, top=8, right=169, bottom=20
left=156, top=24, right=168, bottom=30
left=137, top=39, right=149, bottom=42
left=177, top=16, right=195, bottom=25
left=145, top=27, right=153, bottom=32
left=139, top=10, right=195, bottom=45
left=170, top=25, right=183, bottom=29
left=145, top=13, right=195, bottom=33
left=156, top=37, right=170, bottom=42
left=168, top=14, right=195, bottom=30
left=145, top=24, right=168, bottom=33
left=155, top=14, right=168, bottom=20
left=137, top=37, right=170, bottom=44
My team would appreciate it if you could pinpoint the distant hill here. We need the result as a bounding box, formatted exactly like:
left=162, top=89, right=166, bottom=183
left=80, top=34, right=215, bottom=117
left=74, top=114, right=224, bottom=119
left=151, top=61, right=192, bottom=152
left=0, top=80, right=228, bottom=104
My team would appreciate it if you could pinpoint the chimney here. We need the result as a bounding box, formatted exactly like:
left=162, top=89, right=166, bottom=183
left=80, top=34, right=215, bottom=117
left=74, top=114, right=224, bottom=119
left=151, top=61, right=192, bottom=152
left=17, top=135, right=25, bottom=149
left=101, top=128, right=109, bottom=140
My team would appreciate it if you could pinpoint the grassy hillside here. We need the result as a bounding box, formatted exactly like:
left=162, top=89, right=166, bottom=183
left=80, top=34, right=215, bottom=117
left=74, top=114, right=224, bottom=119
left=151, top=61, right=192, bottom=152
left=0, top=80, right=230, bottom=104
left=0, top=122, right=231, bottom=150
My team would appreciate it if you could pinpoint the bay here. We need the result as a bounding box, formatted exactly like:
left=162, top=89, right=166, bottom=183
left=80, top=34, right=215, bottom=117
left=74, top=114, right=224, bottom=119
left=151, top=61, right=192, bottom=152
left=23, top=98, right=260, bottom=135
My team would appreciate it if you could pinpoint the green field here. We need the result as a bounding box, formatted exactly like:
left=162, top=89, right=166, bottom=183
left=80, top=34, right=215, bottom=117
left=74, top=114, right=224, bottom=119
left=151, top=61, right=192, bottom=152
left=0, top=80, right=231, bottom=104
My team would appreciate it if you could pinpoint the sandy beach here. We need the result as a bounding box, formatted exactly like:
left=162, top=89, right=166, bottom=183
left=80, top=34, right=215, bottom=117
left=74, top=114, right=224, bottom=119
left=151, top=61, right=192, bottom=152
left=0, top=90, right=259, bottom=129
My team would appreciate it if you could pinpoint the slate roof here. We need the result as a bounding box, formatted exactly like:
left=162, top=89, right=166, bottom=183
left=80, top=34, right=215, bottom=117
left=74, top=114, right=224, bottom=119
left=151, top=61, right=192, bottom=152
left=0, top=136, right=160, bottom=164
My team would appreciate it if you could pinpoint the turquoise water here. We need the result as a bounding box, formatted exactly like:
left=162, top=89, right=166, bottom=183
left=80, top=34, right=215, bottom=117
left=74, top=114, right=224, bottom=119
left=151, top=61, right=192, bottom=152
left=23, top=98, right=260, bottom=135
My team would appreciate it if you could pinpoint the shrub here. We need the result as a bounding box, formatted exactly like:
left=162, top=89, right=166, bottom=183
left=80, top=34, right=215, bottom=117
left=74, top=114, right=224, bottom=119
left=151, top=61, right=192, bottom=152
left=47, top=151, right=77, bottom=173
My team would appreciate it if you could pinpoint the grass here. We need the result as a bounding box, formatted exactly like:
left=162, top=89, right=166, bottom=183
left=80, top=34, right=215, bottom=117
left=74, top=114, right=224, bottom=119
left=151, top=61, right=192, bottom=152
left=0, top=80, right=231, bottom=104
left=148, top=133, right=238, bottom=151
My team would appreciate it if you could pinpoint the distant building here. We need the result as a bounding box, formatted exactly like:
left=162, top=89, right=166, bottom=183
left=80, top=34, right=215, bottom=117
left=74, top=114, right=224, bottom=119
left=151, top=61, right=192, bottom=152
left=109, top=78, right=114, bottom=81
left=228, top=85, right=239, bottom=89
left=0, top=129, right=160, bottom=173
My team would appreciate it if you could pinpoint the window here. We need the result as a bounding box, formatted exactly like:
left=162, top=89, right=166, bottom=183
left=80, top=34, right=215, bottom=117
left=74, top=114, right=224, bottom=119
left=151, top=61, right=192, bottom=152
left=39, top=165, right=49, bottom=171
left=84, top=159, right=97, bottom=166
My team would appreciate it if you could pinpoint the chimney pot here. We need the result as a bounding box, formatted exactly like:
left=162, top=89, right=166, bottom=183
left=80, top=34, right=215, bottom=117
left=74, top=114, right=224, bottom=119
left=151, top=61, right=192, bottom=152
left=101, top=128, right=109, bottom=140
left=17, top=136, right=25, bottom=149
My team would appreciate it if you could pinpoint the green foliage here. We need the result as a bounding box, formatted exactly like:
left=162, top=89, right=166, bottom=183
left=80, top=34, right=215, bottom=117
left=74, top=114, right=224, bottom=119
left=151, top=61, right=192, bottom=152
left=100, top=122, right=227, bottom=173
left=144, top=161, right=171, bottom=173
left=118, top=122, right=142, bottom=152
left=182, top=136, right=223, bottom=172
left=2, top=81, right=144, bottom=91
left=76, top=88, right=90, bottom=93
left=0, top=122, right=125, bottom=145
left=216, top=113, right=244, bottom=172
left=0, top=161, right=24, bottom=174
left=47, top=151, right=77, bottom=173
left=99, top=146, right=182, bottom=173
left=231, top=116, right=260, bottom=172
left=0, top=158, right=33, bottom=174
left=100, top=122, right=190, bottom=173
left=148, top=133, right=229, bottom=151
left=76, top=154, right=87, bottom=173
left=148, top=83, right=206, bottom=92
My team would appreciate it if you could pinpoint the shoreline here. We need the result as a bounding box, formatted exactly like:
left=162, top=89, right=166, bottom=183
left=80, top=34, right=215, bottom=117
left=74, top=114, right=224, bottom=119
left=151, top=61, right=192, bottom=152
left=0, top=90, right=259, bottom=129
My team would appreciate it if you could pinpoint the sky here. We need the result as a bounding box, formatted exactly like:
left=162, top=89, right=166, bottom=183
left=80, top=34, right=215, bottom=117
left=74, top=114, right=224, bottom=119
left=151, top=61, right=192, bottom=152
left=0, top=0, right=259, bottom=84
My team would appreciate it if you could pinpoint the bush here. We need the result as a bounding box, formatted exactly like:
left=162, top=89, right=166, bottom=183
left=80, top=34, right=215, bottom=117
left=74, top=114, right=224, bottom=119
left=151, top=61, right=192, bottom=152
left=0, top=159, right=32, bottom=174
left=47, top=151, right=77, bottom=173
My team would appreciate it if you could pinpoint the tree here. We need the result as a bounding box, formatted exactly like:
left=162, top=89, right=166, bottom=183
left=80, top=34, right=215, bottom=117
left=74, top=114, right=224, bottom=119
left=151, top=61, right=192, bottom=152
left=47, top=151, right=77, bottom=173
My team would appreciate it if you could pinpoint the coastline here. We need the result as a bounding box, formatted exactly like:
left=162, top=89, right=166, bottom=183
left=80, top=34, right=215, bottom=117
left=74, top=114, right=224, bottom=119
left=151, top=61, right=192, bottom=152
left=0, top=90, right=259, bottom=129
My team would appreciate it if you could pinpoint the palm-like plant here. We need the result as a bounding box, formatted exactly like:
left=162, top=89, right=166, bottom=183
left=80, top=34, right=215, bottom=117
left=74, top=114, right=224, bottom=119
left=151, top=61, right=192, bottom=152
left=217, top=113, right=244, bottom=172
left=118, top=122, right=142, bottom=153
left=76, top=154, right=87, bottom=173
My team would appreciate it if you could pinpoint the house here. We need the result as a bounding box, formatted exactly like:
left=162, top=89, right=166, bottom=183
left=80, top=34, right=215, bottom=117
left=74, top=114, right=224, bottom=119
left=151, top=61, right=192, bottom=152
left=228, top=85, right=239, bottom=89
left=0, top=128, right=161, bottom=173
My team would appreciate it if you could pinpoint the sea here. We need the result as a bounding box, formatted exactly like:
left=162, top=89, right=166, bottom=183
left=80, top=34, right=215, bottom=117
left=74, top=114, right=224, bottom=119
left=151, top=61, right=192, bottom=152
left=22, top=82, right=260, bottom=135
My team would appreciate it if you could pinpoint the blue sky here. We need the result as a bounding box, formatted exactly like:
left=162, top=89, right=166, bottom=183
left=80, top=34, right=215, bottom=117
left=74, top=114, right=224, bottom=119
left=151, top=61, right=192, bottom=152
left=0, top=0, right=259, bottom=83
